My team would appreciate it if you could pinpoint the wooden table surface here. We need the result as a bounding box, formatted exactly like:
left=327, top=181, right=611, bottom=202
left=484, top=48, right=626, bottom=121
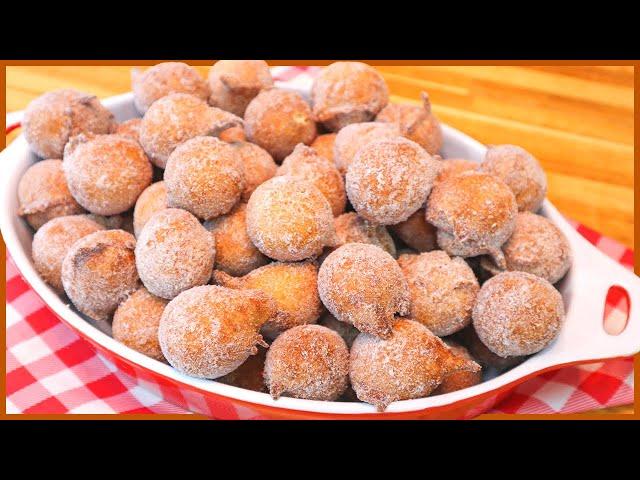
left=4, top=64, right=635, bottom=415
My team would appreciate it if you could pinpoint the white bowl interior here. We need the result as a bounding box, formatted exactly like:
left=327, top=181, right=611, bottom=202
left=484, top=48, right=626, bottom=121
left=3, top=90, right=639, bottom=416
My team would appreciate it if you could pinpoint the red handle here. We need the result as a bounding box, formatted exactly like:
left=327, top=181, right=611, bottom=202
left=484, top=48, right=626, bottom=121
left=6, top=122, right=21, bottom=135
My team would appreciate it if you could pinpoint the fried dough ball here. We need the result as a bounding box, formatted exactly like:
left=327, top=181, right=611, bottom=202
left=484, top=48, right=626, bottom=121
left=158, top=285, right=275, bottom=379
left=218, top=345, right=268, bottom=392
left=433, top=341, right=483, bottom=395
left=139, top=93, right=243, bottom=169
left=479, top=144, right=547, bottom=212
left=204, top=203, right=269, bottom=277
left=318, top=312, right=359, bottom=348
left=63, top=134, right=152, bottom=216
left=480, top=212, right=572, bottom=284
left=473, top=272, right=564, bottom=358
left=133, top=181, right=168, bottom=237
left=61, top=229, right=139, bottom=322
left=18, top=159, right=85, bottom=230
left=455, top=326, right=526, bottom=371
left=213, top=261, right=322, bottom=339
left=231, top=142, right=277, bottom=202
left=277, top=144, right=346, bottom=216
left=333, top=212, right=396, bottom=257
left=311, top=62, right=389, bottom=131
left=219, top=126, right=246, bottom=143
left=208, top=60, right=274, bottom=117
left=349, top=319, right=480, bottom=411
left=398, top=251, right=479, bottom=337
left=426, top=172, right=517, bottom=269
left=164, top=136, right=244, bottom=220
left=114, top=118, right=142, bottom=143
left=22, top=89, right=115, bottom=159
left=264, top=325, right=349, bottom=401
left=135, top=209, right=216, bottom=300
left=318, top=243, right=410, bottom=339
left=376, top=92, right=443, bottom=155
left=112, top=287, right=168, bottom=361
left=311, top=133, right=337, bottom=163
left=132, top=62, right=209, bottom=114
left=389, top=208, right=438, bottom=252
left=246, top=176, right=338, bottom=262
left=244, top=89, right=317, bottom=162
left=436, top=158, right=478, bottom=186
left=332, top=122, right=401, bottom=176
left=31, top=215, right=104, bottom=293
left=346, top=137, right=441, bottom=225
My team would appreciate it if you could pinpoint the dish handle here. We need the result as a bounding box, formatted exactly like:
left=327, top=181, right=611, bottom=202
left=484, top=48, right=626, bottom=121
left=562, top=233, right=640, bottom=361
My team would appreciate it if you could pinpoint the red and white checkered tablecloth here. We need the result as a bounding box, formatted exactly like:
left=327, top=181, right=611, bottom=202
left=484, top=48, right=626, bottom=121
left=4, top=66, right=635, bottom=416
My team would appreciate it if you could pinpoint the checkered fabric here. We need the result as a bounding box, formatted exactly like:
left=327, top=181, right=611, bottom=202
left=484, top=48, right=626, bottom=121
left=4, top=66, right=635, bottom=416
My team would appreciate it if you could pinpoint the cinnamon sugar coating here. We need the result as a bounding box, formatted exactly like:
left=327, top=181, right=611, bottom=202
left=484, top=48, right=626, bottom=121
left=311, top=62, right=389, bottom=131
left=139, top=93, right=243, bottom=169
left=18, top=159, right=85, bottom=230
left=433, top=341, right=483, bottom=395
left=244, top=89, right=317, bottom=162
left=480, top=212, right=572, bottom=284
left=132, top=62, right=209, bottom=114
left=277, top=144, right=346, bottom=216
left=246, top=176, right=338, bottom=262
left=158, top=285, right=274, bottom=379
left=376, top=92, right=442, bottom=155
left=204, top=203, right=269, bottom=277
left=61, top=229, right=139, bottom=322
left=311, top=133, right=337, bottom=164
left=213, top=261, right=322, bottom=340
left=264, top=324, right=349, bottom=401
left=114, top=118, right=142, bottom=143
left=231, top=142, right=277, bottom=202
left=479, top=144, right=547, bottom=212
left=23, top=89, right=114, bottom=159
left=455, top=326, right=527, bottom=371
left=135, top=209, right=216, bottom=300
left=389, top=208, right=438, bottom=252
left=63, top=134, right=152, bottom=216
left=112, top=287, right=168, bottom=362
left=208, top=60, right=274, bottom=117
left=426, top=171, right=517, bottom=268
left=436, top=158, right=478, bottom=186
left=164, top=136, right=244, bottom=220
left=333, top=212, right=396, bottom=257
left=398, top=251, right=479, bottom=337
left=133, top=181, right=168, bottom=237
left=318, top=243, right=409, bottom=339
left=346, top=137, right=441, bottom=225
left=349, top=319, right=480, bottom=411
left=472, top=272, right=564, bottom=358
left=333, top=122, right=400, bottom=175
left=32, top=215, right=104, bottom=293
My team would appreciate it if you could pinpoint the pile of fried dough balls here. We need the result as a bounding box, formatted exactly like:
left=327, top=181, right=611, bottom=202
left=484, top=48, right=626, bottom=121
left=20, top=61, right=571, bottom=412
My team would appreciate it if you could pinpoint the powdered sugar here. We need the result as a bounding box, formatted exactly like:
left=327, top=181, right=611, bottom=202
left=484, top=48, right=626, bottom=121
left=311, top=62, right=389, bottom=131
left=264, top=324, right=349, bottom=401
left=164, top=136, right=244, bottom=220
left=472, top=271, right=564, bottom=358
left=135, top=208, right=216, bottom=299
left=398, top=250, right=479, bottom=337
left=318, top=243, right=409, bottom=339
left=346, top=136, right=442, bottom=225
left=246, top=176, right=337, bottom=262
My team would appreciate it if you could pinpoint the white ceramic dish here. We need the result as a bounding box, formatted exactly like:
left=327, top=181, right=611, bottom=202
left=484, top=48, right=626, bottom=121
left=2, top=89, right=639, bottom=417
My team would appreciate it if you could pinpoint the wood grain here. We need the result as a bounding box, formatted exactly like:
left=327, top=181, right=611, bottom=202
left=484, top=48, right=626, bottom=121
left=4, top=64, right=635, bottom=415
